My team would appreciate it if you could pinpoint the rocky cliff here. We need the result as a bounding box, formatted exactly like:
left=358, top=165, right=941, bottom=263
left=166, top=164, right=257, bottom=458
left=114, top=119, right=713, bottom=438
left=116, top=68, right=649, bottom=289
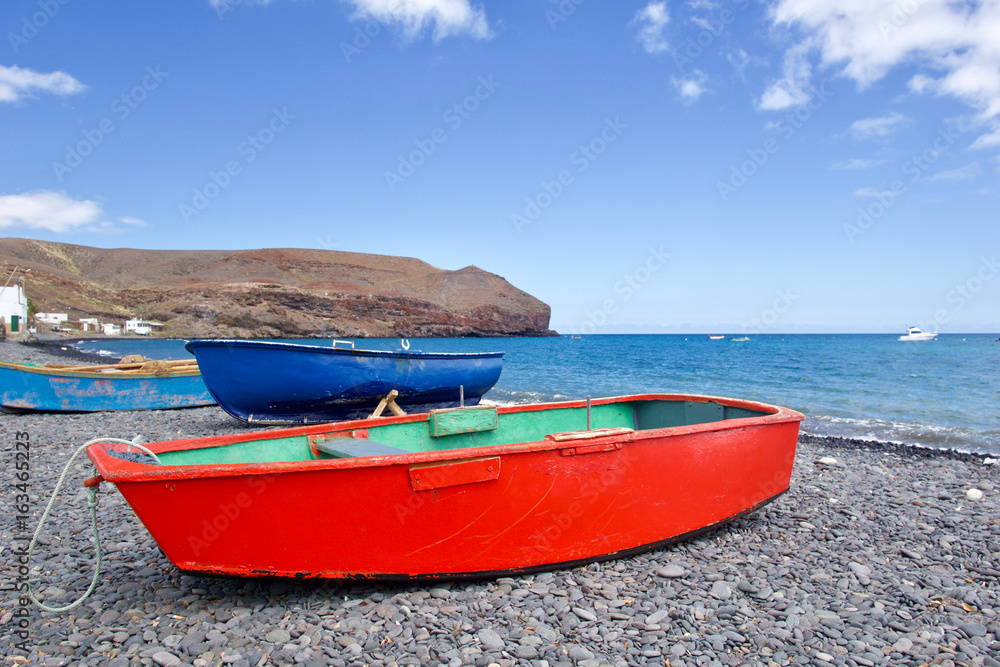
left=0, top=239, right=555, bottom=338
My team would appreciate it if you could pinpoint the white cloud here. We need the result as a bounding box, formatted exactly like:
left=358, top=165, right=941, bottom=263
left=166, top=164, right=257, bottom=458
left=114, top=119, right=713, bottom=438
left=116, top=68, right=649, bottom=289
left=969, top=127, right=1000, bottom=150
left=727, top=49, right=749, bottom=79
left=118, top=216, right=149, bottom=227
left=0, top=65, right=85, bottom=104
left=853, top=187, right=891, bottom=197
left=757, top=40, right=813, bottom=110
left=765, top=0, right=1000, bottom=145
left=849, top=111, right=908, bottom=140
left=632, top=1, right=670, bottom=55
left=927, top=162, right=981, bottom=181
left=833, top=158, right=887, bottom=170
left=209, top=0, right=491, bottom=40
left=672, top=70, right=709, bottom=102
left=344, top=0, right=491, bottom=40
left=0, top=191, right=102, bottom=232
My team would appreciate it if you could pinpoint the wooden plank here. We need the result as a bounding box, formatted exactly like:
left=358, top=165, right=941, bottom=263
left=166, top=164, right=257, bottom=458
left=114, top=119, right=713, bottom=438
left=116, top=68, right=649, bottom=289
left=369, top=390, right=406, bottom=418
left=52, top=359, right=198, bottom=373
left=545, top=427, right=633, bottom=442
left=428, top=406, right=498, bottom=437
left=310, top=436, right=409, bottom=459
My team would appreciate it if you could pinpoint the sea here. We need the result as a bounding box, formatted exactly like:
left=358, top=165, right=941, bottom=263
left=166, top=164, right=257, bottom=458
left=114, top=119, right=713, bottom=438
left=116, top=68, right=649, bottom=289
left=71, top=334, right=1000, bottom=456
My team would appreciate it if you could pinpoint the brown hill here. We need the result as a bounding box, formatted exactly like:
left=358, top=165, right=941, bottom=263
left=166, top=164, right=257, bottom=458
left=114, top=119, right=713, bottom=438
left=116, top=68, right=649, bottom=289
left=0, top=238, right=555, bottom=338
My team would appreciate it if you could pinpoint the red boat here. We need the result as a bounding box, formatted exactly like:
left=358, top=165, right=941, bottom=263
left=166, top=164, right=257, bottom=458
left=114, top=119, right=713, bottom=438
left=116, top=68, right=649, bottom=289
left=86, top=394, right=804, bottom=580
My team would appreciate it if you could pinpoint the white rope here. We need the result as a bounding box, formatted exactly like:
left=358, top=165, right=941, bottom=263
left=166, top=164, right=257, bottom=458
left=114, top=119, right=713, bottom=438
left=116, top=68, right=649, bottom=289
left=27, top=436, right=158, bottom=612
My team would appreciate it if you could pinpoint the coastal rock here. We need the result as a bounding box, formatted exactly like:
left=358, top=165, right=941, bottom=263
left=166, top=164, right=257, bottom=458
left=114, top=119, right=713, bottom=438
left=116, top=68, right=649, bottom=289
left=0, top=238, right=556, bottom=338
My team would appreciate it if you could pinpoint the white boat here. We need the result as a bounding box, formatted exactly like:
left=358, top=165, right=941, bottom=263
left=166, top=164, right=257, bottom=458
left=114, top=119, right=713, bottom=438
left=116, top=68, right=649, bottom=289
left=731, top=336, right=750, bottom=342
left=899, top=325, right=937, bottom=341
left=708, top=335, right=725, bottom=340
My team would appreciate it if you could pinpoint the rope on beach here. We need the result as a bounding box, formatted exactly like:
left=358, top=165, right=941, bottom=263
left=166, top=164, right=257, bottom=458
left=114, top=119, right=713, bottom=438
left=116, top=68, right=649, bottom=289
left=27, top=436, right=159, bottom=613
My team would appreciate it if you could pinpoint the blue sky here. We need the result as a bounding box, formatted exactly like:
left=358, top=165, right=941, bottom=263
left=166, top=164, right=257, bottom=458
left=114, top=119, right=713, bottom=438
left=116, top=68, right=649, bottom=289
left=1, top=0, right=997, bottom=334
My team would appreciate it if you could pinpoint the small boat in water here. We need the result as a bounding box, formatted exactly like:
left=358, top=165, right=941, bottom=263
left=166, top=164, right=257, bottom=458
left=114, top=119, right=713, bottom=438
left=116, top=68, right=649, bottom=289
left=899, top=325, right=937, bottom=341
left=0, top=356, right=214, bottom=413
left=730, top=336, right=750, bottom=342
left=708, top=335, right=725, bottom=340
left=185, top=339, right=504, bottom=424
left=85, top=393, right=804, bottom=580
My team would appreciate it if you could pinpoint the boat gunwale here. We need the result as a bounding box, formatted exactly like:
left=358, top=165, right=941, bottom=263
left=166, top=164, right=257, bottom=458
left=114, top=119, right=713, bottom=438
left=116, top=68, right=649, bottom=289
left=0, top=360, right=203, bottom=380
left=87, top=393, right=805, bottom=483
left=184, top=339, right=505, bottom=360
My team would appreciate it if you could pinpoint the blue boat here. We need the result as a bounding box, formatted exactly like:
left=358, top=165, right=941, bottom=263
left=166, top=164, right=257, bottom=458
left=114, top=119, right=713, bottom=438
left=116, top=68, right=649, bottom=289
left=185, top=339, right=504, bottom=424
left=0, top=358, right=215, bottom=413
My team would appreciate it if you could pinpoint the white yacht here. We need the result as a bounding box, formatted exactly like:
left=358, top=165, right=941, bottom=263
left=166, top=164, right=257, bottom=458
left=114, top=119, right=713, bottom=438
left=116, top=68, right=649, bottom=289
left=899, top=325, right=937, bottom=341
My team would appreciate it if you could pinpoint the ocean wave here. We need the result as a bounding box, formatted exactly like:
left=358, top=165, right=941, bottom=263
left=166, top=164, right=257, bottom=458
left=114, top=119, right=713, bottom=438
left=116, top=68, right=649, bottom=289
left=803, top=414, right=998, bottom=456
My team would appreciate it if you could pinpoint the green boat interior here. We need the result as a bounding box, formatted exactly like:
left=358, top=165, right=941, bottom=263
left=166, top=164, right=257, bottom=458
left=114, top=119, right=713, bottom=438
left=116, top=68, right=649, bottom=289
left=153, top=398, right=774, bottom=467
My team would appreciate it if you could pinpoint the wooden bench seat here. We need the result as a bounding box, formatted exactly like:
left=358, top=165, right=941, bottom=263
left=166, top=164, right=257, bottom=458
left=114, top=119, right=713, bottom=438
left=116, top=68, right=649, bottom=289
left=311, top=436, right=409, bottom=459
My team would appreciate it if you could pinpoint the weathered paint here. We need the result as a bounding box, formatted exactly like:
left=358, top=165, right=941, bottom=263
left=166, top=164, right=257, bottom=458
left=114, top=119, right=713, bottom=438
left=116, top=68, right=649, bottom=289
left=87, top=394, right=803, bottom=580
left=0, top=362, right=215, bottom=412
left=427, top=406, right=499, bottom=437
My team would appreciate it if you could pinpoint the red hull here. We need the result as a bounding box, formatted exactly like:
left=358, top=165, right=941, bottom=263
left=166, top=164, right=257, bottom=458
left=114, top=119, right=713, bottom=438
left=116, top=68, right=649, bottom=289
left=88, top=395, right=803, bottom=580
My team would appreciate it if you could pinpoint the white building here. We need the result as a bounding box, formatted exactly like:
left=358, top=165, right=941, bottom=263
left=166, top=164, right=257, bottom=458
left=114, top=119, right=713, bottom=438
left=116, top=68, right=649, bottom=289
left=79, top=317, right=100, bottom=332
left=125, top=318, right=164, bottom=335
left=36, top=312, right=68, bottom=324
left=102, top=322, right=122, bottom=335
left=0, top=284, right=28, bottom=336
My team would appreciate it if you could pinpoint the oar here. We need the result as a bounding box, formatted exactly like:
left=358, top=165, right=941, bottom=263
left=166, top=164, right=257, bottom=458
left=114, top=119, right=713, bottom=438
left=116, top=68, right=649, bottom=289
left=51, top=359, right=199, bottom=373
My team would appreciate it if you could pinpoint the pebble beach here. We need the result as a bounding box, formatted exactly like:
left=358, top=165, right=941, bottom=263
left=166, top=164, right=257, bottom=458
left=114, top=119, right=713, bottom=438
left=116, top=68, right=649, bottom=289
left=1, top=339, right=998, bottom=667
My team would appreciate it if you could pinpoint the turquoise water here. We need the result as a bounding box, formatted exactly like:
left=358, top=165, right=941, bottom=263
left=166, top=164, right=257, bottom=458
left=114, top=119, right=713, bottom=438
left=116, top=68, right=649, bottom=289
left=73, top=334, right=1000, bottom=455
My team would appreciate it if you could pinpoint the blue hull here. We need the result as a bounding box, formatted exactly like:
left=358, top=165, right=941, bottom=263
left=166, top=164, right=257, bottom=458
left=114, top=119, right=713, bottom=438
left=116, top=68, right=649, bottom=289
left=185, top=340, right=504, bottom=424
left=0, top=363, right=215, bottom=413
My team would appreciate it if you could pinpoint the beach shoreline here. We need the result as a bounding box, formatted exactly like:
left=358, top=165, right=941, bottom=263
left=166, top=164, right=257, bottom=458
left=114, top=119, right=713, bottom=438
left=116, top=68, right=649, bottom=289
left=1, top=338, right=997, bottom=667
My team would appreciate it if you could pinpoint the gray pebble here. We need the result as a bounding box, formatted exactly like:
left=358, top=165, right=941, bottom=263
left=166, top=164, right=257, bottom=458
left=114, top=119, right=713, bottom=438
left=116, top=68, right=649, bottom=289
left=960, top=622, right=987, bottom=637
left=710, top=581, right=732, bottom=600
left=4, top=339, right=999, bottom=667
left=478, top=628, right=504, bottom=650
left=657, top=564, right=686, bottom=578
left=266, top=628, right=291, bottom=644
left=152, top=652, right=181, bottom=667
